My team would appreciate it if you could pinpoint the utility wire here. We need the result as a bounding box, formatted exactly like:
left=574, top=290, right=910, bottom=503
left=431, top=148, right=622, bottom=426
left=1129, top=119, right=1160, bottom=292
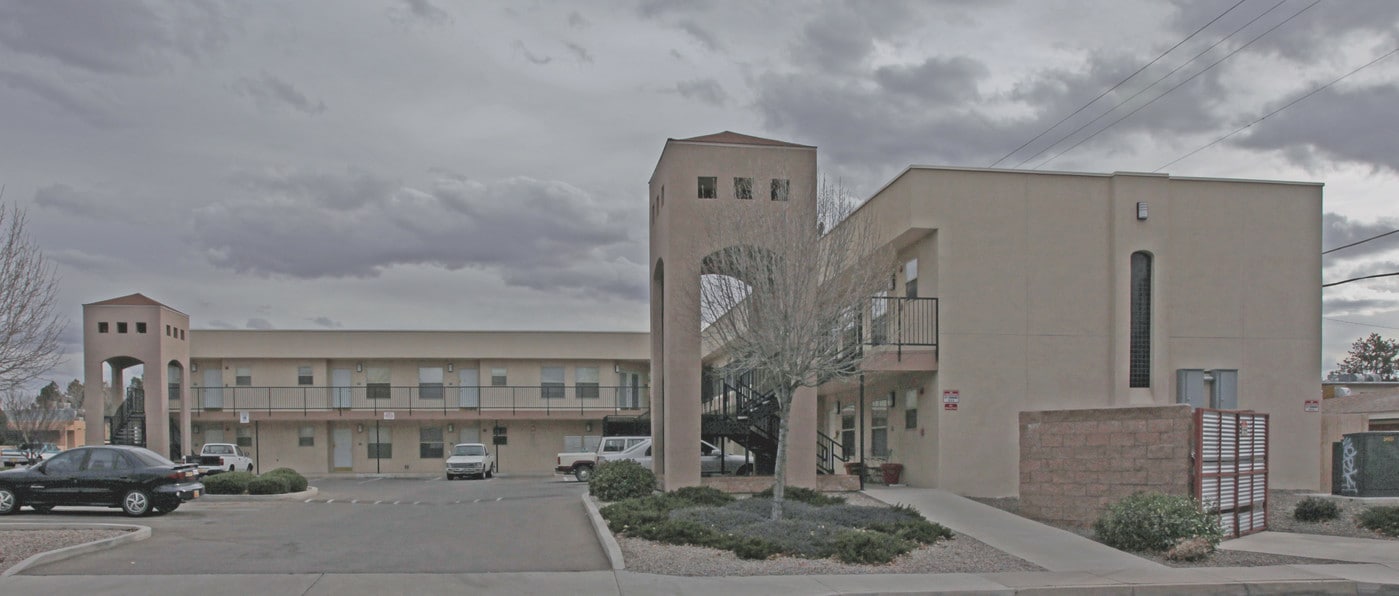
left=1322, top=226, right=1399, bottom=256
left=1156, top=47, right=1399, bottom=172
left=1031, top=0, right=1320, bottom=170
left=1325, top=318, right=1399, bottom=332
left=1323, top=272, right=1399, bottom=288
left=987, top=0, right=1248, bottom=168
left=1010, top=0, right=1289, bottom=169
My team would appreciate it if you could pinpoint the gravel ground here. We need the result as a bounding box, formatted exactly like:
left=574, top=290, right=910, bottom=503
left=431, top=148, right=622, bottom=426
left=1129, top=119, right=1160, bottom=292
left=1268, top=490, right=1396, bottom=539
left=0, top=529, right=132, bottom=574
left=609, top=493, right=1044, bottom=576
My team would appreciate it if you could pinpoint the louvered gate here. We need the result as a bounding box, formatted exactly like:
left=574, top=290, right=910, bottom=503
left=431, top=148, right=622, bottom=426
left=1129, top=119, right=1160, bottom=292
left=1194, top=408, right=1269, bottom=538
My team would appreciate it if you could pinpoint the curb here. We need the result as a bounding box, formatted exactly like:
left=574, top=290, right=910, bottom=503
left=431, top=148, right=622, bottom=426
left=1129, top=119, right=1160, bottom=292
left=0, top=523, right=151, bottom=576
left=200, top=486, right=319, bottom=502
left=581, top=494, right=625, bottom=570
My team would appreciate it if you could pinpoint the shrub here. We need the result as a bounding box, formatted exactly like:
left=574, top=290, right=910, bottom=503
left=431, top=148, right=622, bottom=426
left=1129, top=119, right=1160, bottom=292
left=590, top=460, right=656, bottom=502
left=830, top=530, right=915, bottom=564
left=1092, top=492, right=1222, bottom=553
left=647, top=519, right=724, bottom=547
left=263, top=468, right=309, bottom=492
left=600, top=496, right=672, bottom=535
left=729, top=519, right=845, bottom=558
left=1164, top=536, right=1214, bottom=562
left=247, top=475, right=290, bottom=495
left=727, top=496, right=815, bottom=519
left=670, top=506, right=766, bottom=532
left=755, top=485, right=846, bottom=506
left=1294, top=497, right=1341, bottom=523
left=1357, top=506, right=1399, bottom=537
left=671, top=485, right=734, bottom=507
left=731, top=536, right=781, bottom=560
left=202, top=471, right=255, bottom=495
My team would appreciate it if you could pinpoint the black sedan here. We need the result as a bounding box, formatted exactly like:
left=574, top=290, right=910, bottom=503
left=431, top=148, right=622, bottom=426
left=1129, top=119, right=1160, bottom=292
left=0, top=445, right=205, bottom=517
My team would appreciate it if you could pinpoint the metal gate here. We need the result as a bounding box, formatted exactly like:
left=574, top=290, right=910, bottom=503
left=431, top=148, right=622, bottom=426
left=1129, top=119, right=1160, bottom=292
left=1194, top=408, right=1269, bottom=538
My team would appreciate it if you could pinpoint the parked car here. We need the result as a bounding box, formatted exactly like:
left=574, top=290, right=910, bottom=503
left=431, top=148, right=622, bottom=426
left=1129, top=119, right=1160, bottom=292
left=20, top=443, right=61, bottom=462
left=556, top=436, right=649, bottom=481
left=185, top=443, right=255, bottom=475
left=0, top=447, right=30, bottom=468
left=557, top=436, right=750, bottom=481
left=0, top=445, right=204, bottom=516
left=444, top=443, right=496, bottom=480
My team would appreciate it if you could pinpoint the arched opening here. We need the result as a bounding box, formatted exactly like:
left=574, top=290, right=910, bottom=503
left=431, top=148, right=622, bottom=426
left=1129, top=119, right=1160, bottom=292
left=102, top=356, right=147, bottom=447
left=167, top=360, right=185, bottom=456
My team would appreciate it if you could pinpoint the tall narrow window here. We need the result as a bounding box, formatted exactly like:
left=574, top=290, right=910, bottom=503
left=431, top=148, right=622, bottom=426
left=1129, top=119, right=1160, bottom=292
left=1129, top=251, right=1152, bottom=388
left=733, top=177, right=753, bottom=200
left=576, top=367, right=599, bottom=398
left=541, top=366, right=565, bottom=399
left=904, top=258, right=919, bottom=298
left=368, top=426, right=392, bottom=458
left=697, top=176, right=717, bottom=199
left=418, top=367, right=444, bottom=400
left=367, top=366, right=391, bottom=400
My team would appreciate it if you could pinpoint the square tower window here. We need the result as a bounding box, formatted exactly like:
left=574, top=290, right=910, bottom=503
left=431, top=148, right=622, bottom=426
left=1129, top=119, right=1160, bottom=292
left=698, top=177, right=717, bottom=199
left=99, top=322, right=109, bottom=333
left=136, top=322, right=147, bottom=334
left=734, top=177, right=753, bottom=200
left=117, top=322, right=128, bottom=333
left=771, top=179, right=790, bottom=201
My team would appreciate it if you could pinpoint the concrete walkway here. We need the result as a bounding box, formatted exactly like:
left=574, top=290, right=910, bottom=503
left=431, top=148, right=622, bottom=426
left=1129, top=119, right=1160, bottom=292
left=864, top=487, right=1165, bottom=572
left=1224, top=530, right=1399, bottom=564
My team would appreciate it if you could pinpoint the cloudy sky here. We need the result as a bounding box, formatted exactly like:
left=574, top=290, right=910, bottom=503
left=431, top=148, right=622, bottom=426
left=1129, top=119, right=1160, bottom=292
left=2, top=0, right=1398, bottom=386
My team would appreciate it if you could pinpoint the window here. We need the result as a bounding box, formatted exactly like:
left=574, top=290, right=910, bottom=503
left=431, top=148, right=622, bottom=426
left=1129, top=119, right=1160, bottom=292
left=117, top=322, right=128, bottom=333
left=1130, top=251, right=1152, bottom=388
left=368, top=426, right=392, bottom=458
left=166, top=324, right=172, bottom=336
left=179, top=329, right=185, bottom=340
left=734, top=177, right=753, bottom=200
left=235, top=367, right=252, bottom=387
left=298, top=425, right=315, bottom=447
left=576, top=367, right=599, bottom=399
left=83, top=448, right=131, bottom=471
left=904, top=259, right=919, bottom=298
left=904, top=389, right=919, bottom=429
left=490, top=368, right=507, bottom=386
left=419, top=426, right=444, bottom=458
left=840, top=409, right=856, bottom=457
left=418, top=367, right=444, bottom=400
left=698, top=176, right=717, bottom=199
left=771, top=178, right=789, bottom=201
left=871, top=396, right=890, bottom=458
left=136, top=322, right=147, bottom=333
left=99, top=322, right=109, bottom=333
left=297, top=366, right=313, bottom=386
left=367, top=366, right=391, bottom=400
left=541, top=366, right=564, bottom=399
left=236, top=426, right=252, bottom=447
left=600, top=437, right=627, bottom=453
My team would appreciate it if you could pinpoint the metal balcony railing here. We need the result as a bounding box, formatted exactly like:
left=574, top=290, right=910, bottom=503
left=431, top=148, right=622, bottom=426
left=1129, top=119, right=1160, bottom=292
left=173, top=384, right=650, bottom=416
left=865, top=296, right=938, bottom=348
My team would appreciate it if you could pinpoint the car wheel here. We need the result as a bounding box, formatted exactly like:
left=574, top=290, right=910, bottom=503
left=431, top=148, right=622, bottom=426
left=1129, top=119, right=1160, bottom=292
left=734, top=464, right=751, bottom=476
left=0, top=488, right=19, bottom=515
left=485, top=467, right=492, bottom=479
left=573, top=466, right=593, bottom=482
left=247, top=464, right=254, bottom=473
left=121, top=489, right=153, bottom=517
left=229, top=465, right=236, bottom=473
left=31, top=504, right=54, bottom=514
left=446, top=474, right=455, bottom=481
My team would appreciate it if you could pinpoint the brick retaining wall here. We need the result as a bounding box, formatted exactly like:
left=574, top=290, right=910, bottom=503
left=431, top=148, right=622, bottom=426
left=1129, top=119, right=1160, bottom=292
left=1019, top=405, right=1193, bottom=527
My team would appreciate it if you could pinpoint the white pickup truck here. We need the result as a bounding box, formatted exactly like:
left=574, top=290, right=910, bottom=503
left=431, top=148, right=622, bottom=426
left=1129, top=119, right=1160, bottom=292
left=556, top=436, right=750, bottom=481
left=189, top=443, right=255, bottom=475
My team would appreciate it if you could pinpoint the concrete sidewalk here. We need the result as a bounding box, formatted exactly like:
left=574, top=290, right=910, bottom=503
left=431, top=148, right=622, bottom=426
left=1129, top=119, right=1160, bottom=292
left=1224, top=530, right=1399, bottom=564
left=864, top=487, right=1164, bottom=572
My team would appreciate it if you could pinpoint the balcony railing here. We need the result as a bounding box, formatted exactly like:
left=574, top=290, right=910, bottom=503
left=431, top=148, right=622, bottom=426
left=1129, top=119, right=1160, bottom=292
left=866, top=296, right=938, bottom=348
left=175, top=384, right=649, bottom=415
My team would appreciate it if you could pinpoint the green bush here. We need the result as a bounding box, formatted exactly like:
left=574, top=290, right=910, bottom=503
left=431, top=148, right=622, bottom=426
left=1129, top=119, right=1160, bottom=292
left=1293, top=497, right=1341, bottom=522
left=247, top=475, right=290, bottom=495
left=671, top=486, right=735, bottom=507
left=263, top=468, right=309, bottom=492
left=1357, top=506, right=1399, bottom=537
left=830, top=530, right=915, bottom=564
left=1092, top=492, right=1222, bottom=553
left=755, top=485, right=846, bottom=506
left=600, top=496, right=673, bottom=535
left=647, top=519, right=724, bottom=547
left=202, top=471, right=255, bottom=495
left=590, top=460, right=656, bottom=501
left=731, top=536, right=781, bottom=560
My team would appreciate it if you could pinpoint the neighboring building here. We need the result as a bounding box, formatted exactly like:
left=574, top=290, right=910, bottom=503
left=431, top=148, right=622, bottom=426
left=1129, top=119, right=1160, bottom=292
left=648, top=132, right=1323, bottom=496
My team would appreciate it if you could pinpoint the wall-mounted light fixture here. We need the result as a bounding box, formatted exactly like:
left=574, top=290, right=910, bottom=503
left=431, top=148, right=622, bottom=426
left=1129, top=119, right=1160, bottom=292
left=190, top=362, right=198, bottom=372
left=1136, top=202, right=1149, bottom=221
left=614, top=363, right=620, bottom=374
left=356, top=363, right=363, bottom=373
left=447, top=423, right=455, bottom=432
left=447, top=363, right=454, bottom=372
left=585, top=422, right=593, bottom=433
left=356, top=424, right=364, bottom=433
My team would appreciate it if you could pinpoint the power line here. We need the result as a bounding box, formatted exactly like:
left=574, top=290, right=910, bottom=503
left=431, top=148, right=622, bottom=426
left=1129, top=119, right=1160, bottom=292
left=1323, top=272, right=1399, bottom=288
left=1322, top=226, right=1399, bottom=256
left=1031, top=0, right=1320, bottom=170
left=1325, top=318, right=1399, bottom=332
left=1011, top=0, right=1290, bottom=169
left=987, top=0, right=1248, bottom=168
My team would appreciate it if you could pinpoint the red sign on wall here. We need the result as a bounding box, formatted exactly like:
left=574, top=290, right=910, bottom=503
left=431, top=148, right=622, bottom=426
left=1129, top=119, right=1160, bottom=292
left=944, top=402, right=958, bottom=411
left=1304, top=400, right=1320, bottom=413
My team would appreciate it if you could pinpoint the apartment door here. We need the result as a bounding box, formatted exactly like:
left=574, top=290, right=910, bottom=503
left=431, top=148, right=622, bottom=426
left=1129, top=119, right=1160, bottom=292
left=201, top=369, right=223, bottom=409
left=332, top=427, right=353, bottom=470
left=620, top=372, right=641, bottom=409
left=331, top=368, right=352, bottom=408
left=459, top=369, right=480, bottom=408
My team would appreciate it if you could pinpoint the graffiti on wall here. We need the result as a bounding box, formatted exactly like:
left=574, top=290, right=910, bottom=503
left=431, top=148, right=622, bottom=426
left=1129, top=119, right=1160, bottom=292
left=1340, top=436, right=1359, bottom=495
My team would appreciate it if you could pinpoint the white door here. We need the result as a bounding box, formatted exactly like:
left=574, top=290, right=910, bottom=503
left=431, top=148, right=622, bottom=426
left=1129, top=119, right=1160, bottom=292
left=331, top=368, right=352, bottom=408
left=202, top=369, right=223, bottom=409
left=333, top=427, right=352, bottom=469
left=459, top=369, right=480, bottom=408
left=460, top=427, right=480, bottom=444
left=620, top=372, right=640, bottom=409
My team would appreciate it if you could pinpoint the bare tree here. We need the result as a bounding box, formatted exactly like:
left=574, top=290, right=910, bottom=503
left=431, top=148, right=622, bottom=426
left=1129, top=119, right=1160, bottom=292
left=2, top=389, right=71, bottom=448
left=0, top=200, right=67, bottom=392
left=699, top=179, right=892, bottom=520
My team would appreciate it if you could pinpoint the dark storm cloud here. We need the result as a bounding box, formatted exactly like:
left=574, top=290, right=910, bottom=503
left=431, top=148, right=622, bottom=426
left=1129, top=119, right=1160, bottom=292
left=33, top=184, right=128, bottom=220
left=192, top=169, right=645, bottom=300
left=49, top=249, right=129, bottom=275
left=1233, top=84, right=1399, bottom=174
left=231, top=72, right=327, bottom=115
left=228, top=166, right=397, bottom=209
left=1325, top=297, right=1399, bottom=316
left=1170, top=0, right=1399, bottom=63
left=873, top=56, right=988, bottom=104
left=0, top=0, right=229, bottom=75
left=674, top=78, right=728, bottom=106
left=0, top=69, right=115, bottom=128
left=1322, top=212, right=1399, bottom=261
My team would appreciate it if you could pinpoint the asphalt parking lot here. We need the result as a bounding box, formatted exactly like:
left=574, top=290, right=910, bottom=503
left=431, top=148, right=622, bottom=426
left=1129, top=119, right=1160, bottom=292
left=13, top=475, right=608, bottom=575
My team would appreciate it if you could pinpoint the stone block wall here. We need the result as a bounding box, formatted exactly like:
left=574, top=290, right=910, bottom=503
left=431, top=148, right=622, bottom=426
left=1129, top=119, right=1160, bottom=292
left=1019, top=405, right=1193, bottom=527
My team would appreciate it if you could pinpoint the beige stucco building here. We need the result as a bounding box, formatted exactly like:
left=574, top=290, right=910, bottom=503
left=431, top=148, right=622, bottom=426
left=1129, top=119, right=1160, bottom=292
left=80, top=131, right=1322, bottom=496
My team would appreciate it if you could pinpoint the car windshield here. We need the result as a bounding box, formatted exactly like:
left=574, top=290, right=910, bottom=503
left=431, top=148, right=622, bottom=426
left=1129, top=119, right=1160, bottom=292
left=452, top=445, right=486, bottom=456
left=127, top=447, right=177, bottom=467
